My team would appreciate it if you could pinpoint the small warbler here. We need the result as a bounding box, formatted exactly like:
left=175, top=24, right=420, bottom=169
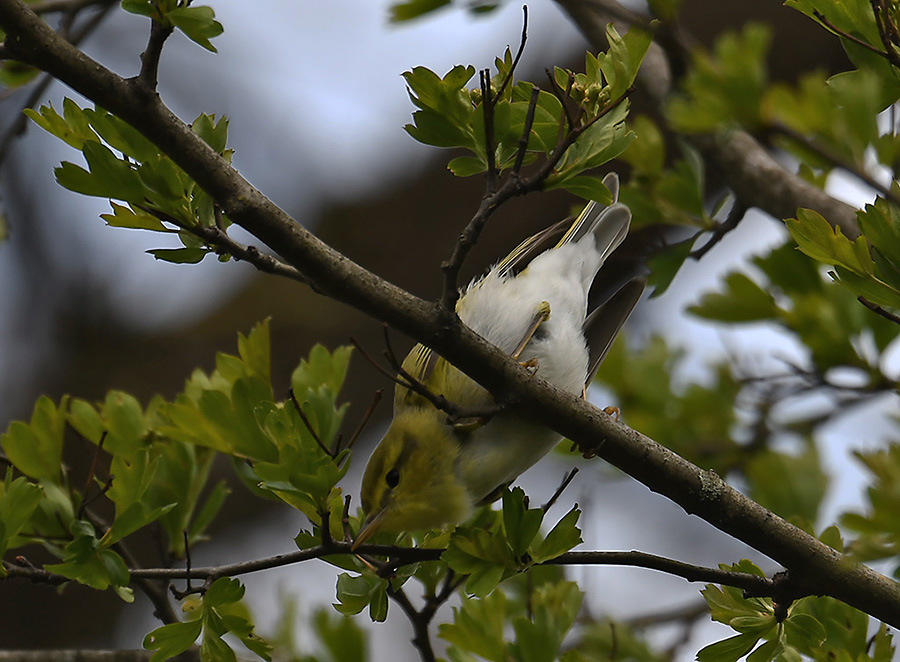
left=356, top=173, right=643, bottom=546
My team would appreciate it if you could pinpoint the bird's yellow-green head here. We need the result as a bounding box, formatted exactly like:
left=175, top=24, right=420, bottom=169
left=355, top=407, right=471, bottom=547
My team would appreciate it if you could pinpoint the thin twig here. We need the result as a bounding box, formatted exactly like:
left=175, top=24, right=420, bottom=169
left=289, top=388, right=333, bottom=458
left=138, top=205, right=313, bottom=286
left=512, top=86, right=541, bottom=175
left=138, top=18, right=174, bottom=89
left=870, top=0, right=900, bottom=69
left=545, top=67, right=576, bottom=132
left=541, top=467, right=579, bottom=512
left=28, top=0, right=105, bottom=14
left=691, top=199, right=748, bottom=260
left=439, top=6, right=530, bottom=309
left=339, top=388, right=383, bottom=454
left=77, top=431, right=107, bottom=519
left=813, top=8, right=898, bottom=65
left=480, top=69, right=498, bottom=189
left=118, top=542, right=785, bottom=602
left=859, top=295, right=900, bottom=325
left=769, top=121, right=900, bottom=207
left=373, top=327, right=505, bottom=424
left=493, top=4, right=529, bottom=103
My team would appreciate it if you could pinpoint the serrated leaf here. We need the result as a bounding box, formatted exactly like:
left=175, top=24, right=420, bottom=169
left=532, top=505, right=582, bottom=563
left=788, top=208, right=874, bottom=276
left=168, top=5, right=224, bottom=52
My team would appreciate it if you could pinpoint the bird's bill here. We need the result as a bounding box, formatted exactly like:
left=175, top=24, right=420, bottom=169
left=352, top=508, right=387, bottom=550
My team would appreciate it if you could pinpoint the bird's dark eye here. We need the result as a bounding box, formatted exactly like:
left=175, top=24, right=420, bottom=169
left=385, top=468, right=400, bottom=489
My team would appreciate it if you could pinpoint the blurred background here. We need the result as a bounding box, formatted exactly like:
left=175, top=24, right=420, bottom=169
left=0, top=0, right=891, bottom=659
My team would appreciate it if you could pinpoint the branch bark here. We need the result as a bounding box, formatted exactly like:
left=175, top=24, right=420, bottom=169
left=0, top=0, right=897, bottom=627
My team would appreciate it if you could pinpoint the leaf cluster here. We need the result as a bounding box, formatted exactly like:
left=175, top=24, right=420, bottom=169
left=25, top=100, right=231, bottom=264
left=1, top=321, right=357, bottom=660
left=698, top=560, right=894, bottom=662
left=122, top=0, right=223, bottom=52
left=403, top=25, right=651, bottom=201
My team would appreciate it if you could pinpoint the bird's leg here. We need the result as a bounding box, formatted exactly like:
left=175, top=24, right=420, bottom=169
left=511, top=301, right=551, bottom=362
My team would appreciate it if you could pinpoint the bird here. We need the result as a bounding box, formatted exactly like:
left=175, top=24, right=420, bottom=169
left=355, top=172, right=644, bottom=547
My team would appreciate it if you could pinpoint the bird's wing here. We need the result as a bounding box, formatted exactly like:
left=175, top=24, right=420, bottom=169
left=394, top=343, right=493, bottom=414
left=493, top=219, right=571, bottom=279
left=584, top=277, right=646, bottom=384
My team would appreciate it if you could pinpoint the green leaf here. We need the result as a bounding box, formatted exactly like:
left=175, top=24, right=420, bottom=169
left=532, top=505, right=582, bottom=563
left=448, top=155, right=487, bottom=177
left=697, top=632, right=763, bottom=662
left=24, top=101, right=97, bottom=149
left=390, top=0, right=451, bottom=21
left=502, top=487, right=544, bottom=558
left=689, top=272, right=779, bottom=322
left=647, top=236, right=695, bottom=297
left=784, top=613, right=826, bottom=650
left=147, top=247, right=210, bottom=263
left=439, top=590, right=508, bottom=662
left=551, top=176, right=613, bottom=204
left=0, top=474, right=43, bottom=566
left=334, top=573, right=387, bottom=620
left=312, top=608, right=367, bottom=662
left=144, top=620, right=203, bottom=662
left=167, top=5, right=224, bottom=52
left=188, top=479, right=230, bottom=543
left=787, top=208, right=874, bottom=276
left=101, top=202, right=167, bottom=231
left=192, top=113, right=229, bottom=153
left=745, top=446, right=828, bottom=524
left=1, top=395, right=66, bottom=482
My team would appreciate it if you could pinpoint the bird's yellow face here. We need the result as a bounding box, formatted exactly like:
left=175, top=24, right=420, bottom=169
left=356, top=407, right=471, bottom=546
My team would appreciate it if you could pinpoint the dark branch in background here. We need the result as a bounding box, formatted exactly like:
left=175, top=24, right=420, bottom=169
left=28, top=0, right=108, bottom=14
left=541, top=467, right=579, bottom=512
left=769, top=121, right=900, bottom=207
left=2, top=0, right=899, bottom=627
left=859, top=295, right=900, bottom=325
left=339, top=387, right=382, bottom=454
left=869, top=0, right=900, bottom=69
left=387, top=585, right=437, bottom=662
left=691, top=199, right=748, bottom=260
left=0, top=0, right=115, bottom=169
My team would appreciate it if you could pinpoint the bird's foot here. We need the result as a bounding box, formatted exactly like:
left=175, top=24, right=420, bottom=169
left=511, top=301, right=551, bottom=361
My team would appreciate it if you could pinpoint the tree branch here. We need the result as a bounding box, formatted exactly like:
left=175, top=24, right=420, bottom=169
left=1, top=543, right=793, bottom=605
left=1, top=0, right=898, bottom=627
left=387, top=585, right=437, bottom=662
